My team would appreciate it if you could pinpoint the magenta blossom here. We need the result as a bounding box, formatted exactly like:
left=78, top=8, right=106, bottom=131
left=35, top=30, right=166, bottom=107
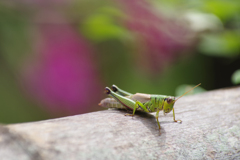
left=118, top=0, right=194, bottom=72
left=22, top=23, right=102, bottom=115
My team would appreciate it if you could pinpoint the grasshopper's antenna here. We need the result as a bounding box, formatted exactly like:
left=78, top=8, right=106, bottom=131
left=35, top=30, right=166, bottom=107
left=175, top=83, right=201, bottom=102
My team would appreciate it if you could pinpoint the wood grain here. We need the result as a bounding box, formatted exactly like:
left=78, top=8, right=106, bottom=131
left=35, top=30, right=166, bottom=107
left=1, top=86, right=240, bottom=160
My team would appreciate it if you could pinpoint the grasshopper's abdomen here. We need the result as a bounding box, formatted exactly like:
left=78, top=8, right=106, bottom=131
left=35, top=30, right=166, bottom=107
left=99, top=98, right=128, bottom=109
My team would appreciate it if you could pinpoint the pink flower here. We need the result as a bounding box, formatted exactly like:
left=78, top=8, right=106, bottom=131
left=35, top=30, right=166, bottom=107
left=23, top=22, right=102, bottom=115
left=118, top=0, right=194, bottom=71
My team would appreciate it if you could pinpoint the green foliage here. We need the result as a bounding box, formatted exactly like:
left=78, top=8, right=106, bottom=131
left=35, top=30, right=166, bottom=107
left=0, top=4, right=31, bottom=70
left=202, top=0, right=240, bottom=22
left=231, top=69, right=240, bottom=85
left=0, top=3, right=48, bottom=123
left=80, top=7, right=129, bottom=41
left=199, top=31, right=240, bottom=58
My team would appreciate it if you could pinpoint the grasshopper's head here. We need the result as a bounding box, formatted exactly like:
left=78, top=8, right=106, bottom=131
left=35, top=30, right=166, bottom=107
left=163, top=97, right=176, bottom=114
left=163, top=83, right=201, bottom=114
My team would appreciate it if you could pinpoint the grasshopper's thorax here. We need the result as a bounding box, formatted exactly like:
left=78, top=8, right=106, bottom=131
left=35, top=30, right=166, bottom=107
left=163, top=97, right=176, bottom=114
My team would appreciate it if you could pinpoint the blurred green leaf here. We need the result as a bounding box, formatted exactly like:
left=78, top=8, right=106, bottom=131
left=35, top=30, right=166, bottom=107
left=175, top=84, right=206, bottom=97
left=202, top=0, right=240, bottom=22
left=231, top=69, right=240, bottom=85
left=198, top=31, right=240, bottom=58
left=80, top=7, right=129, bottom=42
left=0, top=3, right=31, bottom=70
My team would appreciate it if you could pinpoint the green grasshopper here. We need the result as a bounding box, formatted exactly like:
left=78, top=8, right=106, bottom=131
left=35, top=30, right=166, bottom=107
left=99, top=83, right=201, bottom=131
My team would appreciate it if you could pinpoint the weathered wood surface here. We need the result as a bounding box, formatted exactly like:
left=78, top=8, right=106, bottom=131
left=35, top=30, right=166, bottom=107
left=0, top=87, right=240, bottom=160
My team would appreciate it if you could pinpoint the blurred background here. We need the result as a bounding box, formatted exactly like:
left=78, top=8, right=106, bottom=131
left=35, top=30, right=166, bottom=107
left=0, top=0, right=239, bottom=123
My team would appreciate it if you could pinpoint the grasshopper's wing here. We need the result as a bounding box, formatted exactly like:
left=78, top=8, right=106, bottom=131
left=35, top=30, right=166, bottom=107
left=130, top=93, right=151, bottom=103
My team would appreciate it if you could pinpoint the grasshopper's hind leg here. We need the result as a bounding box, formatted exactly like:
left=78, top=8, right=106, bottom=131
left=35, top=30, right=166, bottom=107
left=105, top=87, right=149, bottom=117
left=105, top=87, right=136, bottom=111
left=111, top=85, right=133, bottom=96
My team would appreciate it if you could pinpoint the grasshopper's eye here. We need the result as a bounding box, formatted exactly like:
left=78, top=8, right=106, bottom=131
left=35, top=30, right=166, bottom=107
left=105, top=87, right=111, bottom=94
left=166, top=98, right=173, bottom=104
left=111, top=85, right=118, bottom=92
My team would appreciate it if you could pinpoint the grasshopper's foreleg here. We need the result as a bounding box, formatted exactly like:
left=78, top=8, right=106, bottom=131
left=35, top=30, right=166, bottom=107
left=111, top=85, right=133, bottom=96
left=173, top=108, right=182, bottom=123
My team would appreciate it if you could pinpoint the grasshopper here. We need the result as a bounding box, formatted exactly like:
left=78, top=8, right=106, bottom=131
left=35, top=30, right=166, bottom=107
left=99, top=83, right=201, bottom=131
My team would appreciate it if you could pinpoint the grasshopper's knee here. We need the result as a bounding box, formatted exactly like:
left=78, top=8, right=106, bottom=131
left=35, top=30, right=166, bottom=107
left=104, top=87, right=111, bottom=95
left=111, top=85, right=118, bottom=92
